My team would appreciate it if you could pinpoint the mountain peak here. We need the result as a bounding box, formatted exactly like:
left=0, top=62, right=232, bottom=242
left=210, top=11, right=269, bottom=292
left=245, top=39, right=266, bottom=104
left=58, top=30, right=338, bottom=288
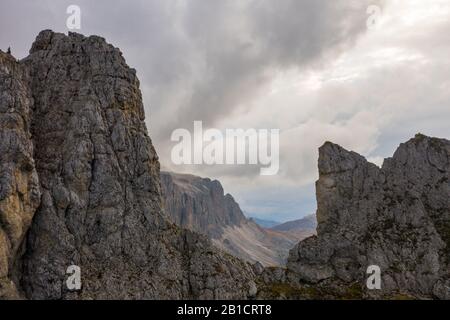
left=1, top=31, right=256, bottom=300
left=318, top=141, right=369, bottom=175
left=286, top=133, right=450, bottom=299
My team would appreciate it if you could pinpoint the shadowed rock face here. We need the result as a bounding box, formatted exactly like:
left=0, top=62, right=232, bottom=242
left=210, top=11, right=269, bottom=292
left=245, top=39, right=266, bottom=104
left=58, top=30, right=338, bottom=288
left=287, top=135, right=450, bottom=299
left=0, top=30, right=256, bottom=300
left=161, top=172, right=246, bottom=238
left=0, top=51, right=41, bottom=299
left=160, top=171, right=299, bottom=266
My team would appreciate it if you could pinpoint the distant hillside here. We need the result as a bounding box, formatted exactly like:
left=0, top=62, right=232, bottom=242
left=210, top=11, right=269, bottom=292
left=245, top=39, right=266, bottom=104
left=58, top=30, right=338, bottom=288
left=250, top=217, right=281, bottom=228
left=0, top=31, right=257, bottom=300
left=271, top=214, right=317, bottom=232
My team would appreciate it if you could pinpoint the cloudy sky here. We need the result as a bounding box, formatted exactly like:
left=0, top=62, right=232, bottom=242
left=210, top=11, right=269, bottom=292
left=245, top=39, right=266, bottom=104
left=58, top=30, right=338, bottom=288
left=1, top=0, right=449, bottom=222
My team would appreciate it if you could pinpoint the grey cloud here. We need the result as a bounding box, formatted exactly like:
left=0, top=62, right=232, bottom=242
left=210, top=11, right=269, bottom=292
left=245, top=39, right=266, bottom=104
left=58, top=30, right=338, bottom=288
left=0, top=0, right=378, bottom=149
left=162, top=0, right=378, bottom=130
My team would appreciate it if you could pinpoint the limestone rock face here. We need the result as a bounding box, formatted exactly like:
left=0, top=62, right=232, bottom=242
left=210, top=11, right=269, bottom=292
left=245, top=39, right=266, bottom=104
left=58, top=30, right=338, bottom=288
left=287, top=135, right=450, bottom=299
left=161, top=172, right=246, bottom=238
left=1, top=30, right=255, bottom=299
left=0, top=51, right=41, bottom=299
left=161, top=171, right=299, bottom=266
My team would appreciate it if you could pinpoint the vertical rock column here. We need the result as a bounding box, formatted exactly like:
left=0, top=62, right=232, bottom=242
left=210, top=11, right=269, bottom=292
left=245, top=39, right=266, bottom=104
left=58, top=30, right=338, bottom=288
left=287, top=136, right=450, bottom=299
left=0, top=51, right=41, bottom=298
left=19, top=30, right=256, bottom=299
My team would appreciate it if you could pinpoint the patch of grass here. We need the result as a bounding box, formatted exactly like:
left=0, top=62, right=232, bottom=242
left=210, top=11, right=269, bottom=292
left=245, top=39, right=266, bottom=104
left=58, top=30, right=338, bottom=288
left=390, top=293, right=416, bottom=300
left=260, top=282, right=317, bottom=299
left=340, top=282, right=363, bottom=300
left=269, top=283, right=302, bottom=296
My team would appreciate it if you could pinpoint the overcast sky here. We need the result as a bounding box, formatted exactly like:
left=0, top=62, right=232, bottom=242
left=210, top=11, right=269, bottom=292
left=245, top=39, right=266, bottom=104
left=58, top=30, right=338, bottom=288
left=1, top=0, right=449, bottom=222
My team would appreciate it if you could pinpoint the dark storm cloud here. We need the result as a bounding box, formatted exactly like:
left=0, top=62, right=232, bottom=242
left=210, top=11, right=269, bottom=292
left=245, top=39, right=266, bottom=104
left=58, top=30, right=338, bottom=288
left=152, top=0, right=380, bottom=138
left=0, top=0, right=378, bottom=137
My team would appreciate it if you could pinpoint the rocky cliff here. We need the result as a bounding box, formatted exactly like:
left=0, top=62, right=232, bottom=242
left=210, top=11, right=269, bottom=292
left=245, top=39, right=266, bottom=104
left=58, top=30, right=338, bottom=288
left=272, top=214, right=317, bottom=233
left=0, top=31, right=256, bottom=300
left=273, top=135, right=449, bottom=299
left=160, top=171, right=299, bottom=266
left=0, top=51, right=41, bottom=298
left=0, top=30, right=449, bottom=300
left=161, top=172, right=246, bottom=238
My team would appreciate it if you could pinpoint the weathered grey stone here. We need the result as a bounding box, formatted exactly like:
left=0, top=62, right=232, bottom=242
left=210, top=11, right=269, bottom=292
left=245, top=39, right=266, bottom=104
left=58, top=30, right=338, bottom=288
left=0, top=51, right=41, bottom=299
left=287, top=134, right=450, bottom=299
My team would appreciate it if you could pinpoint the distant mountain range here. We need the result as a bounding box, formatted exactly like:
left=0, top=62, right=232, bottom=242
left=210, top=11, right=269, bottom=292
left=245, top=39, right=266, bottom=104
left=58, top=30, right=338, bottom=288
left=269, top=215, right=317, bottom=243
left=251, top=214, right=317, bottom=231
left=160, top=172, right=315, bottom=266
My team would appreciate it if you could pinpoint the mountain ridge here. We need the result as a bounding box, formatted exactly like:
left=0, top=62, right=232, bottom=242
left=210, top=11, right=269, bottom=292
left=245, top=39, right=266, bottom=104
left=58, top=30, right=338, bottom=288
left=0, top=30, right=256, bottom=299
left=250, top=217, right=281, bottom=228
left=160, top=171, right=302, bottom=266
left=257, top=134, right=450, bottom=299
left=0, top=30, right=448, bottom=300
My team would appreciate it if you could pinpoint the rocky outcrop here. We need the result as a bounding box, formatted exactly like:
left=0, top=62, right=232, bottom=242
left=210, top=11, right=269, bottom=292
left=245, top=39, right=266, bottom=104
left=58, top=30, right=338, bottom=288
left=0, top=51, right=41, bottom=299
left=285, top=135, right=450, bottom=299
left=161, top=171, right=299, bottom=266
left=161, top=172, right=246, bottom=238
left=1, top=29, right=449, bottom=300
left=0, top=30, right=256, bottom=299
left=272, top=214, right=317, bottom=233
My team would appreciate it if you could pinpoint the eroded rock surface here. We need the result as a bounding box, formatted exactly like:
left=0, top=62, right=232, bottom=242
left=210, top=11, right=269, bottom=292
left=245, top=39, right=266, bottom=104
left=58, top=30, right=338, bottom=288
left=286, top=135, right=450, bottom=299
left=0, top=51, right=41, bottom=298
left=0, top=30, right=256, bottom=299
left=270, top=214, right=317, bottom=243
